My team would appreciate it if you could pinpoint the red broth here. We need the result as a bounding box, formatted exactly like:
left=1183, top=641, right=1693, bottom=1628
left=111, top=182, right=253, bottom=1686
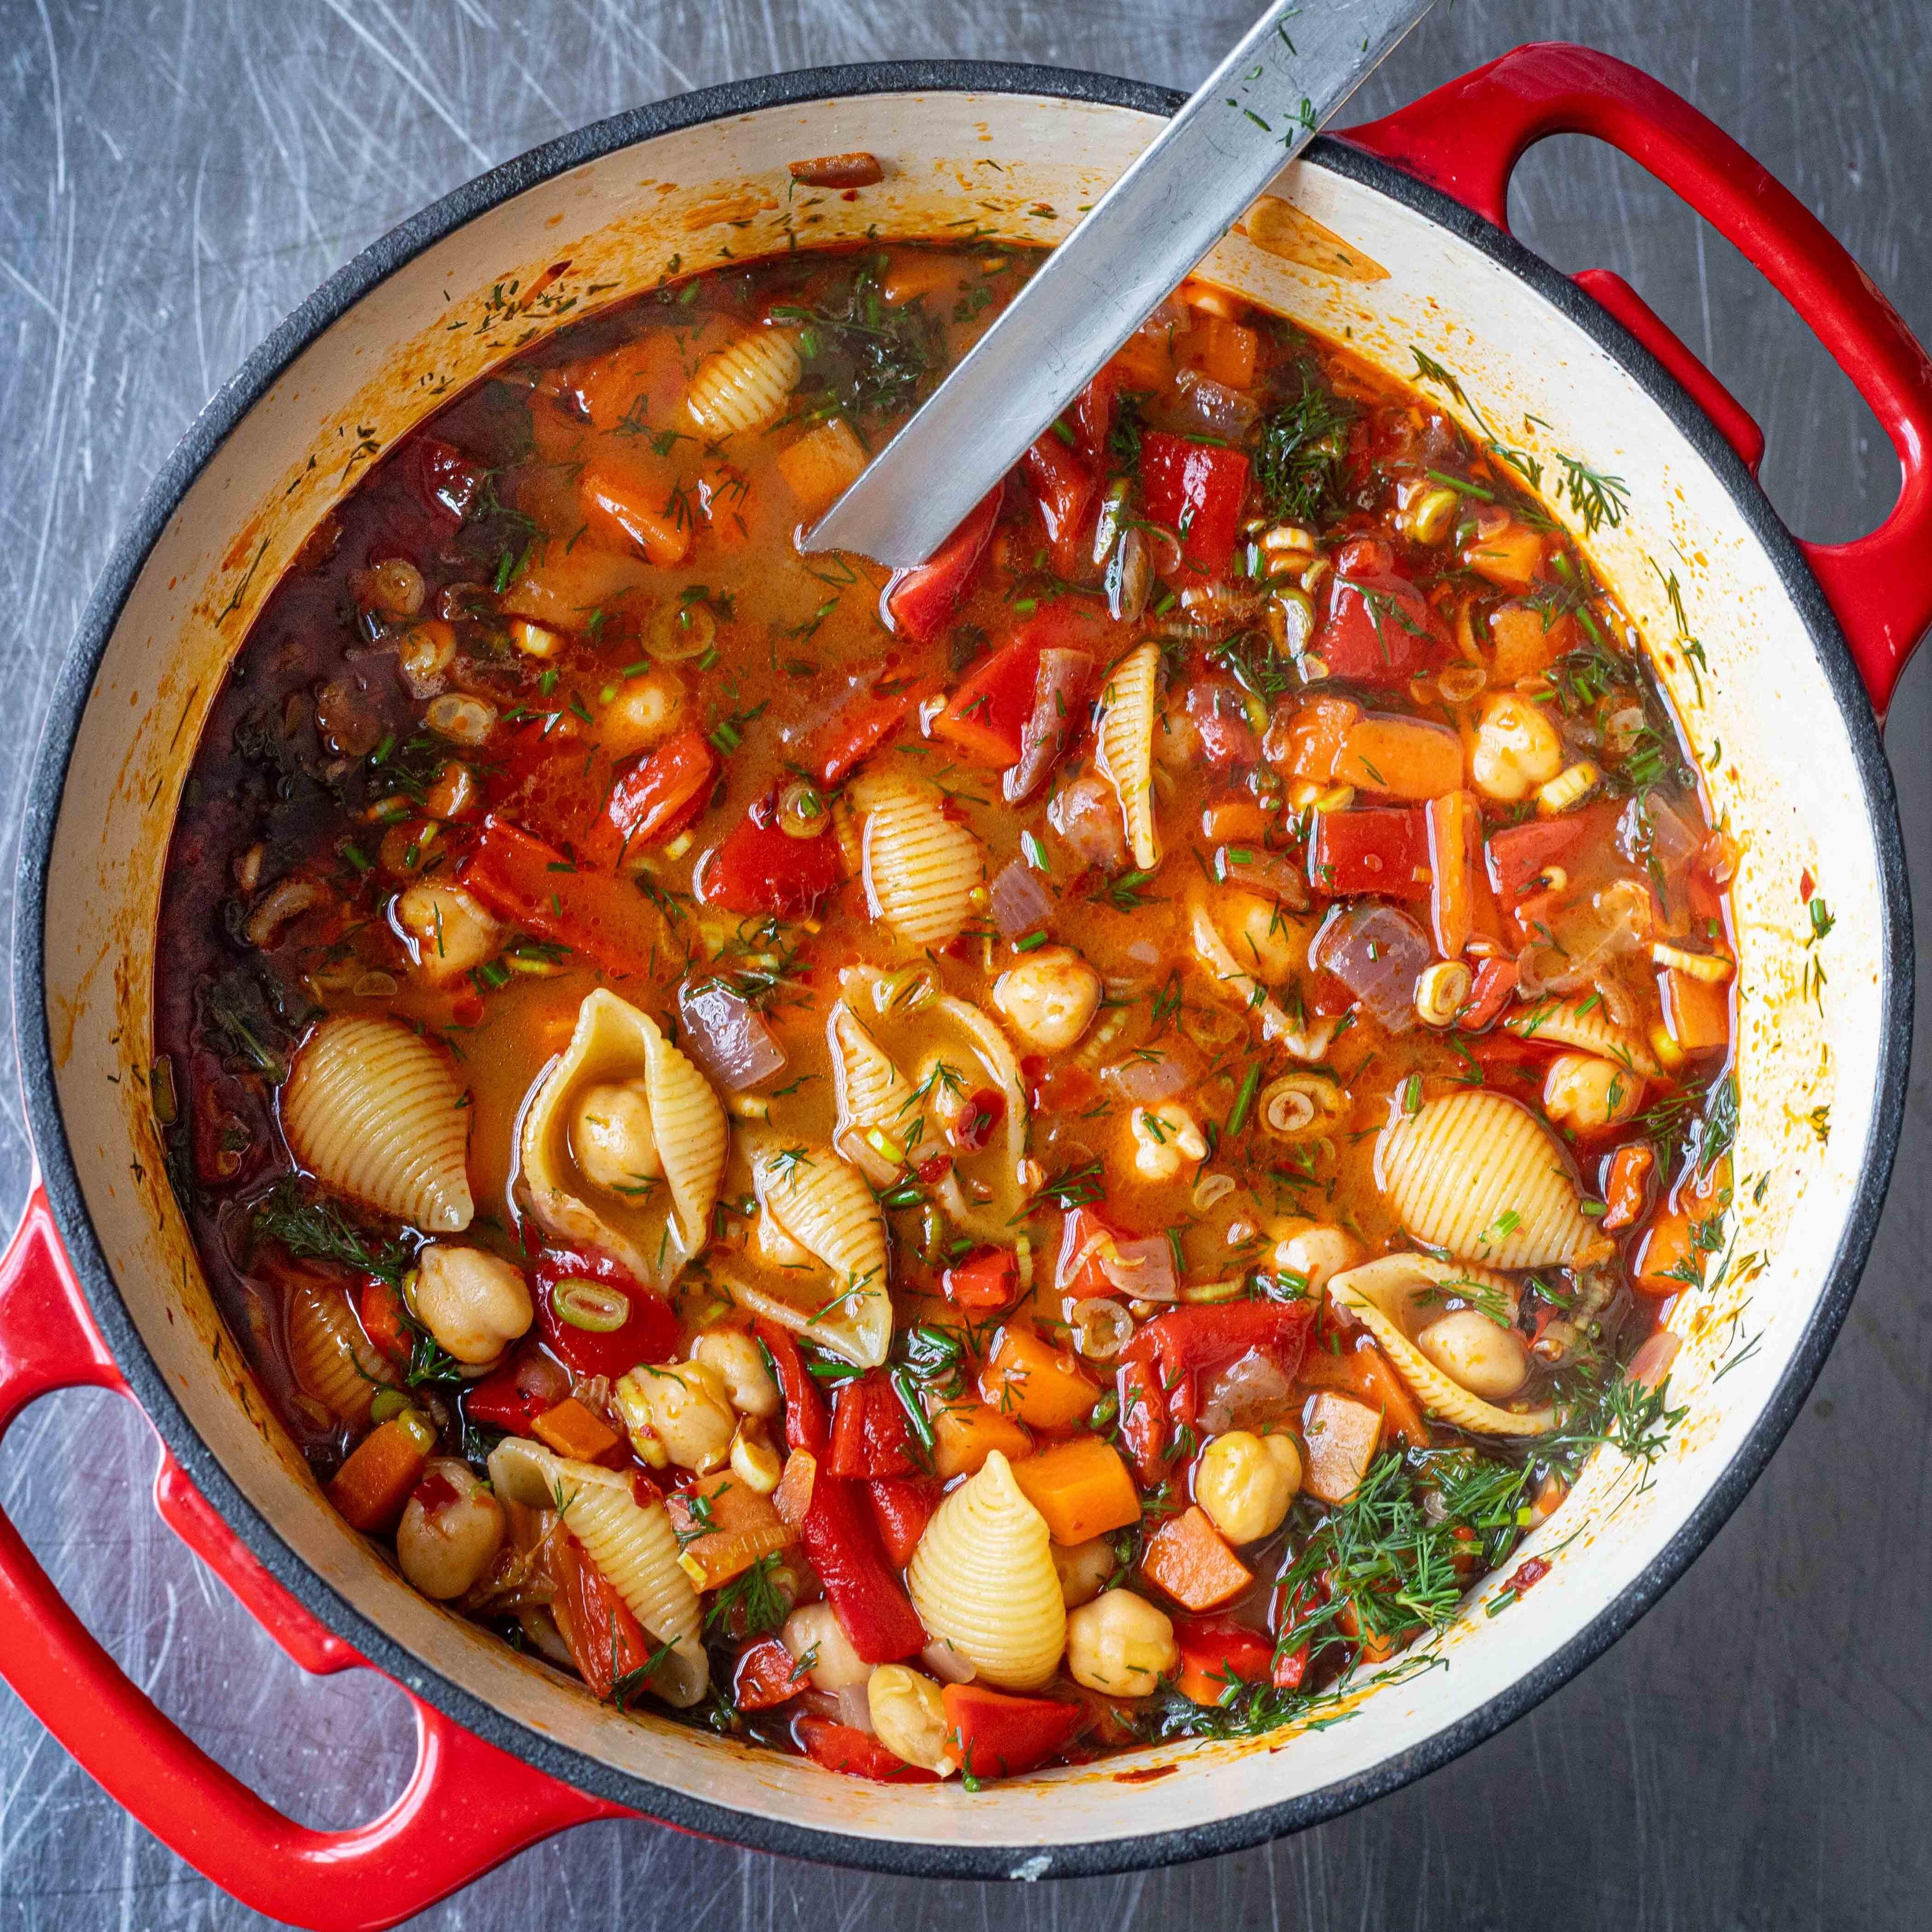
left=152, top=240, right=1737, bottom=1773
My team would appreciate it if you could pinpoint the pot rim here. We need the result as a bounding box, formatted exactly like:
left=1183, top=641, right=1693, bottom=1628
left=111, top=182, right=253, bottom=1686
left=12, top=58, right=1912, bottom=1879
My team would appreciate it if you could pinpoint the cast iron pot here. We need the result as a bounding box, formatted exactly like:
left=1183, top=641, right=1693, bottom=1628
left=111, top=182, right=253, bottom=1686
left=5, top=45, right=1926, bottom=1930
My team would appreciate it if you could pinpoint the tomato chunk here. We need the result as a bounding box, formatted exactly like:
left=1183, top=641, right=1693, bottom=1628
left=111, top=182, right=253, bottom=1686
left=698, top=792, right=844, bottom=918
left=733, top=1637, right=803, bottom=1712
left=941, top=1683, right=1084, bottom=1780
left=581, top=728, right=716, bottom=867
left=1314, top=570, right=1446, bottom=684
left=1307, top=806, right=1431, bottom=899
left=886, top=488, right=1001, bottom=641
left=807, top=678, right=933, bottom=786
left=1023, top=429, right=1100, bottom=578
left=1139, top=431, right=1249, bottom=576
left=459, top=816, right=666, bottom=974
left=532, top=1248, right=680, bottom=1380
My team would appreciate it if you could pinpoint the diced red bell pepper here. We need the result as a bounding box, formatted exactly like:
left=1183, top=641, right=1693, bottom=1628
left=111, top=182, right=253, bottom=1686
left=533, top=1248, right=680, bottom=1380
left=885, top=487, right=1002, bottom=641
left=1308, top=806, right=1431, bottom=899
left=942, top=1246, right=1018, bottom=1313
left=932, top=634, right=1046, bottom=768
left=733, top=1637, right=803, bottom=1712
left=461, top=1353, right=552, bottom=1437
left=868, top=1475, right=939, bottom=1567
left=1023, top=429, right=1100, bottom=579
left=1073, top=365, right=1120, bottom=468
left=756, top=1321, right=829, bottom=1457
left=459, top=815, right=665, bottom=975
left=1272, top=1641, right=1311, bottom=1690
left=698, top=792, right=844, bottom=920
left=554, top=1533, right=656, bottom=1704
left=795, top=1717, right=939, bottom=1784
left=1139, top=431, right=1249, bottom=576
left=1457, top=955, right=1518, bottom=1031
left=1116, top=1353, right=1168, bottom=1485
left=827, top=1372, right=916, bottom=1480
left=1125, top=1300, right=1316, bottom=1433
left=1486, top=801, right=1617, bottom=900
left=806, top=678, right=935, bottom=786
left=1314, top=570, right=1447, bottom=685
left=799, top=1472, right=927, bottom=1663
left=940, top=1683, right=1085, bottom=1781
left=582, top=729, right=716, bottom=867
left=1174, top=1621, right=1276, bottom=1704
left=358, top=1278, right=413, bottom=1370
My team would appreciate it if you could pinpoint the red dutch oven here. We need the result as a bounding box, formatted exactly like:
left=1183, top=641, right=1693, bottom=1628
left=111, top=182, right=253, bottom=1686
left=5, top=47, right=1926, bottom=1928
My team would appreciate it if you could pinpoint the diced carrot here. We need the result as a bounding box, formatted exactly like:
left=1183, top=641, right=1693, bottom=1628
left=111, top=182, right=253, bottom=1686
left=1297, top=1334, right=1430, bottom=1450
left=1488, top=600, right=1568, bottom=682
left=1298, top=1392, right=1383, bottom=1505
left=879, top=255, right=960, bottom=306
left=1633, top=1205, right=1704, bottom=1297
left=327, top=1416, right=432, bottom=1535
left=733, top=1636, right=802, bottom=1711
left=1334, top=713, right=1464, bottom=801
left=775, top=418, right=868, bottom=519
left=1425, top=790, right=1480, bottom=958
left=978, top=1325, right=1100, bottom=1432
left=1659, top=967, right=1730, bottom=1054
left=1107, top=323, right=1175, bottom=391
left=930, top=1399, right=1032, bottom=1481
left=1009, top=1436, right=1142, bottom=1544
left=560, top=335, right=683, bottom=433
left=772, top=1447, right=818, bottom=1527
left=667, top=1471, right=796, bottom=1588
left=1282, top=696, right=1362, bottom=782
left=530, top=1396, right=622, bottom=1464
left=1201, top=797, right=1268, bottom=844
left=578, top=460, right=692, bottom=567
left=1601, top=1143, right=1655, bottom=1232
left=1141, top=1506, right=1253, bottom=1613
left=1179, top=313, right=1257, bottom=390
left=1463, top=517, right=1543, bottom=591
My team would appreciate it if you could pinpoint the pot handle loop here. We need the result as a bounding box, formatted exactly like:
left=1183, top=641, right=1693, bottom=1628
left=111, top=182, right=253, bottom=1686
left=1344, top=41, right=1932, bottom=717
left=0, top=1180, right=628, bottom=1931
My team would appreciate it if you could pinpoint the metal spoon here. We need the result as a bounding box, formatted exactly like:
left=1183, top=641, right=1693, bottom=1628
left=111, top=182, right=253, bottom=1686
left=801, top=0, right=1434, bottom=568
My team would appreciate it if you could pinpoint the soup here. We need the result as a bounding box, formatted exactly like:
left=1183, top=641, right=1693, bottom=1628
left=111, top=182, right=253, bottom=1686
left=152, top=231, right=1737, bottom=1782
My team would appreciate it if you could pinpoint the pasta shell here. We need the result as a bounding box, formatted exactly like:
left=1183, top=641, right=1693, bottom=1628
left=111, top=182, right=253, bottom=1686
left=1328, top=1254, right=1554, bottom=1437
left=828, top=1002, right=921, bottom=1184
left=854, top=773, right=984, bottom=948
left=685, top=327, right=801, bottom=436
left=931, top=994, right=1030, bottom=1242
left=283, top=1016, right=472, bottom=1231
left=1376, top=1090, right=1593, bottom=1269
left=286, top=1272, right=396, bottom=1424
left=1504, top=995, right=1659, bottom=1075
left=1189, top=898, right=1336, bottom=1061
left=745, top=1142, right=892, bottom=1368
left=488, top=1438, right=707, bottom=1706
left=1096, top=641, right=1161, bottom=869
left=519, top=989, right=727, bottom=1291
left=908, top=1450, right=1065, bottom=1690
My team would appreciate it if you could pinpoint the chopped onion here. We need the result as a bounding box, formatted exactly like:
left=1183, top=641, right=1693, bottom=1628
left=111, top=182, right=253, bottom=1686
left=1102, top=1047, right=1198, bottom=1105
left=1309, top=903, right=1431, bottom=1033
left=1005, top=648, right=1093, bottom=803
left=1099, top=1233, right=1180, bottom=1302
left=1198, top=1347, right=1294, bottom=1436
left=921, top=1639, right=977, bottom=1684
left=832, top=1684, right=876, bottom=1733
left=989, top=859, right=1055, bottom=939
left=1626, top=1329, right=1681, bottom=1391
left=677, top=977, right=786, bottom=1091
left=1175, top=370, right=1260, bottom=440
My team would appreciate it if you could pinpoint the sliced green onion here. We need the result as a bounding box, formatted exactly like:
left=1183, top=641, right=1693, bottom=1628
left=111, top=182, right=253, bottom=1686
left=370, top=1388, right=415, bottom=1424
left=1225, top=1062, right=1263, bottom=1137
left=552, top=1277, right=631, bottom=1333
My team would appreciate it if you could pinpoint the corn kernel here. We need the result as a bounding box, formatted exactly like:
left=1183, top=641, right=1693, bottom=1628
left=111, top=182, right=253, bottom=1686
left=509, top=618, right=563, bottom=659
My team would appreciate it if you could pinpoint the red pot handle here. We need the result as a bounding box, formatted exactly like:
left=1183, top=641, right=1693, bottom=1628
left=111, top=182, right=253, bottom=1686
left=0, top=1179, right=630, bottom=1930
left=1343, top=41, right=1932, bottom=717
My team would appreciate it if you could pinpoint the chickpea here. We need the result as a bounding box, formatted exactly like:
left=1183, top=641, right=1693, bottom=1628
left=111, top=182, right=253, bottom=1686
left=423, top=760, right=482, bottom=822
left=396, top=1458, right=504, bottom=1600
left=1053, top=1536, right=1116, bottom=1609
left=614, top=1359, right=735, bottom=1473
left=1269, top=1219, right=1364, bottom=1292
left=393, top=881, right=504, bottom=986
left=691, top=1327, right=780, bottom=1418
left=1542, top=1051, right=1643, bottom=1131
left=867, top=1664, right=957, bottom=1776
left=411, top=1246, right=532, bottom=1365
left=1470, top=694, right=1564, bottom=802
left=1415, top=1311, right=1530, bottom=1400
left=729, top=1422, right=782, bottom=1494
left=1064, top=1589, right=1177, bottom=1698
left=1129, top=1103, right=1208, bottom=1182
left=782, top=1601, right=871, bottom=1693
left=1218, top=889, right=1305, bottom=985
left=571, top=1080, right=663, bottom=1194
left=992, top=946, right=1102, bottom=1054
left=1195, top=1430, right=1302, bottom=1545
left=598, top=670, right=687, bottom=759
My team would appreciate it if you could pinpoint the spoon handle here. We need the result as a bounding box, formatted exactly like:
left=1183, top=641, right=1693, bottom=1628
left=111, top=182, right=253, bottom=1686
left=803, top=0, right=1435, bottom=567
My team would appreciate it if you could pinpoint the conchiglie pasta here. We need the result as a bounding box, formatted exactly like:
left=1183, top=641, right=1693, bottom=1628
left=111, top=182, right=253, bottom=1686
left=854, top=773, right=984, bottom=948
left=286, top=1272, right=396, bottom=1424
left=282, top=1016, right=473, bottom=1231
left=744, top=1142, right=892, bottom=1367
left=1096, top=641, right=1161, bottom=869
left=828, top=1002, right=920, bottom=1184
left=908, top=1450, right=1066, bottom=1690
left=1376, top=1089, right=1593, bottom=1269
left=1328, top=1254, right=1553, bottom=1437
left=684, top=327, right=801, bottom=435
left=1504, top=995, right=1658, bottom=1075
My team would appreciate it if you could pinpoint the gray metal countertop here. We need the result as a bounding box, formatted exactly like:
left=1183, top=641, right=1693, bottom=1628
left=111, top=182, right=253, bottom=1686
left=1, top=2, right=1926, bottom=1926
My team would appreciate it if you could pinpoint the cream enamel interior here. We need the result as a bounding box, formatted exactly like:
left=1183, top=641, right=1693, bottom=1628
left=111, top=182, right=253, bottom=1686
left=39, top=88, right=1888, bottom=1865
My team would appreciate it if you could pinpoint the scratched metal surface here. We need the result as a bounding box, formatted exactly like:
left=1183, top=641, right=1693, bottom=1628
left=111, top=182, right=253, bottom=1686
left=0, top=0, right=1926, bottom=1925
